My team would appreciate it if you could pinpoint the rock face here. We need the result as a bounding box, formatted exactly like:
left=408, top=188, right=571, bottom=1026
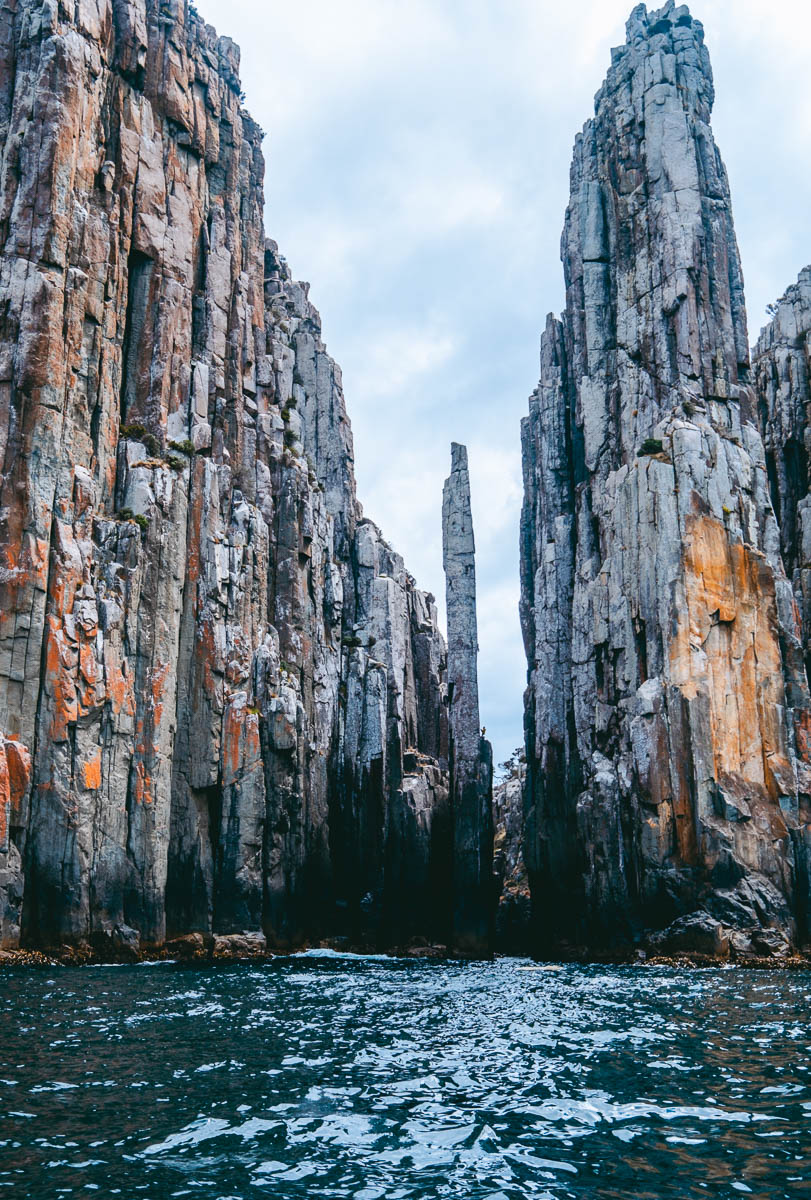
left=0, top=735, right=31, bottom=947
left=753, top=268, right=811, bottom=949
left=442, top=443, right=493, bottom=953
left=755, top=268, right=811, bottom=670
left=520, top=1, right=811, bottom=956
left=0, top=0, right=450, bottom=951
left=492, top=749, right=530, bottom=952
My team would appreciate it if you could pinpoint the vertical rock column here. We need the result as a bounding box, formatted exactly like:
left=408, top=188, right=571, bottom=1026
left=520, top=1, right=811, bottom=957
left=755, top=268, right=811, bottom=654
left=754, top=266, right=811, bottom=940
left=443, top=443, right=493, bottom=954
left=0, top=0, right=451, bottom=953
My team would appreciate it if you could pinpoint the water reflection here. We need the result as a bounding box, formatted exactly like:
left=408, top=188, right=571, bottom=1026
left=0, top=959, right=809, bottom=1198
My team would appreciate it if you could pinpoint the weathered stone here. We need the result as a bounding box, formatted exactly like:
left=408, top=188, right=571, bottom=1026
left=754, top=268, right=811, bottom=665
left=492, top=748, right=531, bottom=952
left=520, top=1, right=811, bottom=958
left=443, top=443, right=493, bottom=954
left=752, top=267, right=811, bottom=949
left=90, top=923, right=141, bottom=963
left=648, top=913, right=730, bottom=959
left=0, top=736, right=31, bottom=947
left=212, top=931, right=267, bottom=959
left=0, top=0, right=451, bottom=954
left=164, top=932, right=209, bottom=961
left=385, top=751, right=451, bottom=944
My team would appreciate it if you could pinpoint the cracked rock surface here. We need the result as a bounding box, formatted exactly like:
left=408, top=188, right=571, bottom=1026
left=0, top=0, right=451, bottom=951
left=492, top=749, right=530, bottom=953
left=755, top=268, right=811, bottom=668
left=520, top=1, right=811, bottom=958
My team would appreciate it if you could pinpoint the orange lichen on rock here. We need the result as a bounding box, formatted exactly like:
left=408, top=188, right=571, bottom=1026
left=82, top=752, right=102, bottom=792
left=132, top=760, right=152, bottom=807
left=0, top=746, right=9, bottom=852
left=77, top=642, right=100, bottom=711
left=674, top=513, right=791, bottom=798
left=793, top=709, right=811, bottom=765
left=150, top=661, right=171, bottom=731
left=0, top=0, right=450, bottom=955
left=44, top=618, right=79, bottom=742
left=103, top=645, right=135, bottom=719
left=222, top=701, right=262, bottom=788
left=0, top=737, right=31, bottom=851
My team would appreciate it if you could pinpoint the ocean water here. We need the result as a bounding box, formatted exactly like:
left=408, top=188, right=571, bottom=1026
left=1, top=956, right=809, bottom=1199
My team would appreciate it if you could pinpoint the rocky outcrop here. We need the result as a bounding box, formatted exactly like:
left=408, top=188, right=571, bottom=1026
left=0, top=0, right=450, bottom=951
left=520, top=1, right=811, bottom=957
left=442, top=443, right=493, bottom=953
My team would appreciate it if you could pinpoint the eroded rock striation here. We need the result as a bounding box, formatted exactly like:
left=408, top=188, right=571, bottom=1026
left=492, top=748, right=530, bottom=952
left=442, top=444, right=493, bottom=952
left=521, top=1, right=811, bottom=957
left=0, top=0, right=451, bottom=952
left=755, top=268, right=811, bottom=667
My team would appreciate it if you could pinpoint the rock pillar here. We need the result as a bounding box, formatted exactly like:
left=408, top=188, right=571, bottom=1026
left=443, top=443, right=493, bottom=954
left=519, top=0, right=811, bottom=958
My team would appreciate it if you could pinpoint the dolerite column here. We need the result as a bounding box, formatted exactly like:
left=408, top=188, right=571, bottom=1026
left=442, top=444, right=494, bottom=955
left=519, top=1, right=811, bottom=957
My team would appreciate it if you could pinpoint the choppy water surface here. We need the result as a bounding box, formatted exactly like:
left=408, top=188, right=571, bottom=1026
left=1, top=957, right=810, bottom=1199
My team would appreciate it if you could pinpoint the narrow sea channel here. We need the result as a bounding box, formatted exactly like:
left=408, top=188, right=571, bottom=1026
left=1, top=956, right=809, bottom=1198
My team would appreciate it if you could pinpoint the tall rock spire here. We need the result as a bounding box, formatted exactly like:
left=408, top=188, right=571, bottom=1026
left=443, top=444, right=493, bottom=954
left=520, top=1, right=811, bottom=957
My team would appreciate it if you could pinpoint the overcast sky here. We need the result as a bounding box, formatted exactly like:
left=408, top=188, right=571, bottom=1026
left=200, top=0, right=810, bottom=767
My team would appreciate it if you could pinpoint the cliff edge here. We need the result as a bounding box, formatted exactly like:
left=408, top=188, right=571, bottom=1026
left=0, top=0, right=454, bottom=954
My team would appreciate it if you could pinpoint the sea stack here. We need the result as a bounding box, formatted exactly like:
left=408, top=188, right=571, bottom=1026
left=442, top=443, right=493, bottom=954
left=520, top=0, right=811, bottom=958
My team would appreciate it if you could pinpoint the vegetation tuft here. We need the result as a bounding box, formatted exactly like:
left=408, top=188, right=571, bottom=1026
left=120, top=424, right=159, bottom=456
left=117, top=508, right=149, bottom=532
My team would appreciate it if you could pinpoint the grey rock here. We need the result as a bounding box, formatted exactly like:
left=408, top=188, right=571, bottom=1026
left=520, top=1, right=811, bottom=958
left=492, top=748, right=531, bottom=951
left=90, top=923, right=142, bottom=963
left=648, top=913, right=730, bottom=959
left=754, top=266, right=811, bottom=713
left=164, top=932, right=209, bottom=961
left=0, top=0, right=451, bottom=954
left=443, top=444, right=494, bottom=954
left=212, top=931, right=267, bottom=959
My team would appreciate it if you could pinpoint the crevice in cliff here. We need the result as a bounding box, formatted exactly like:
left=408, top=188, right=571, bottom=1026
left=191, top=222, right=209, bottom=361
left=18, top=499, right=59, bottom=946
left=203, top=781, right=224, bottom=924
left=120, top=249, right=155, bottom=426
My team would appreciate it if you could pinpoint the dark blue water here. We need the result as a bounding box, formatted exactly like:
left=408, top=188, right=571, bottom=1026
left=1, top=955, right=809, bottom=1199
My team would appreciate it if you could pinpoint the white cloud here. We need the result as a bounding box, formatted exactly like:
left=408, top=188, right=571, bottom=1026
left=468, top=443, right=524, bottom=547
left=349, top=326, right=458, bottom=402
left=227, top=0, right=455, bottom=131
left=397, top=172, right=505, bottom=238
